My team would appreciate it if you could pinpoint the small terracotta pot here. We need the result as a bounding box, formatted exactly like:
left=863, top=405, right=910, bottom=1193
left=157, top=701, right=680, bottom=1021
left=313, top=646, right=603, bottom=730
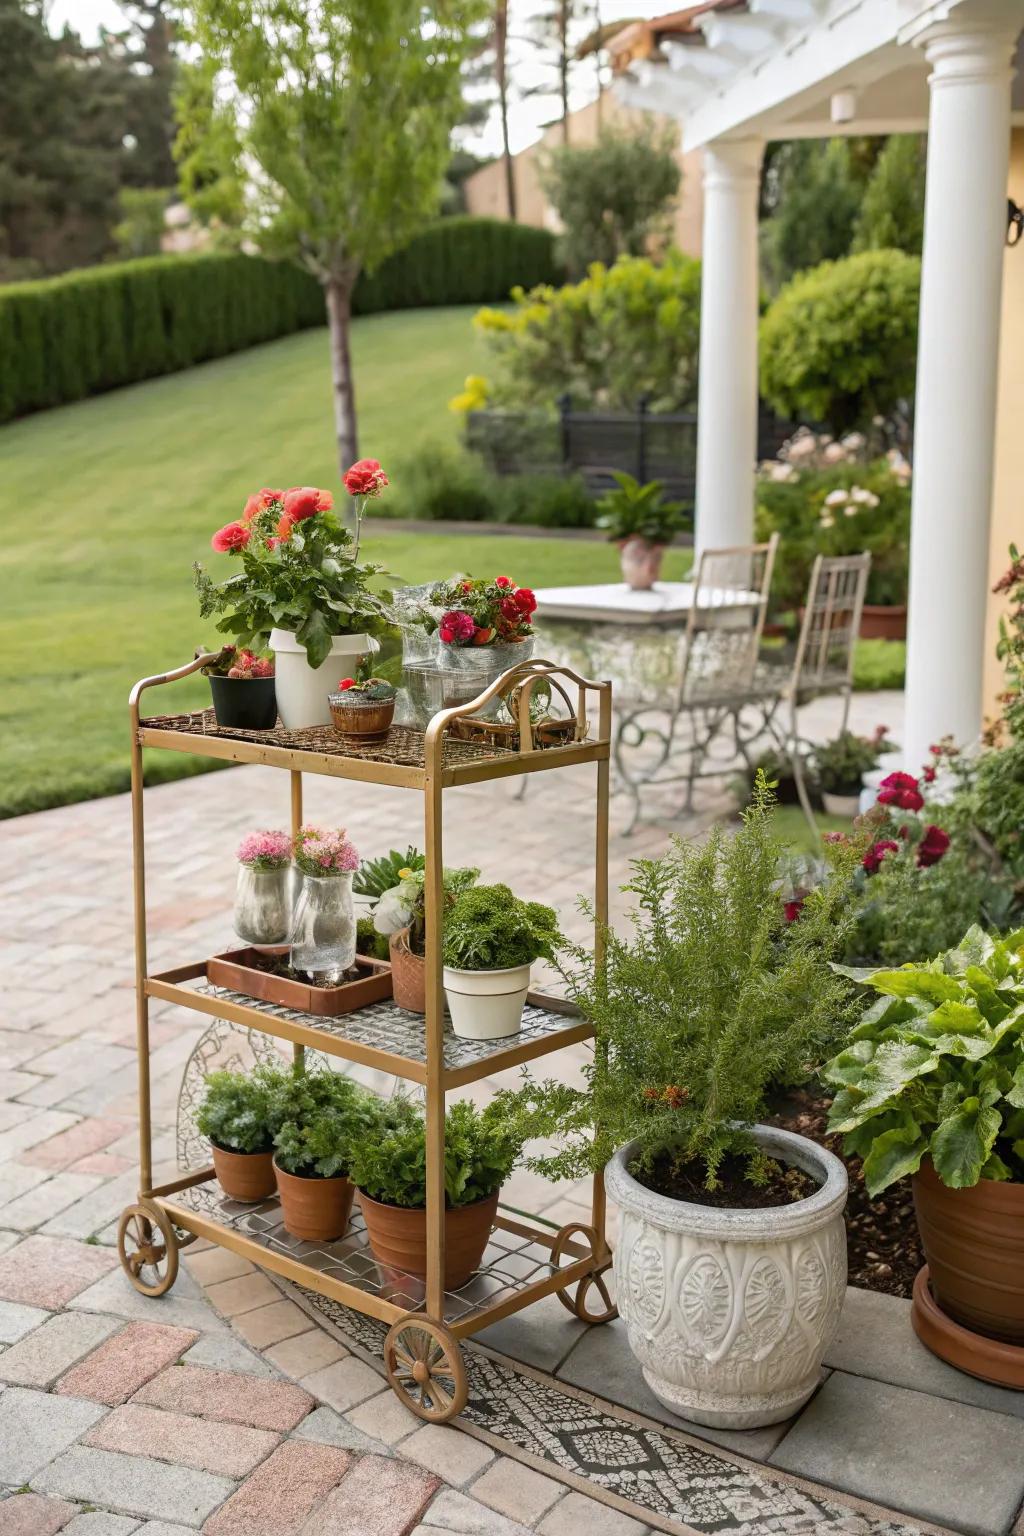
left=211, top=1144, right=277, bottom=1203
left=274, top=1159, right=355, bottom=1242
left=328, top=692, right=395, bottom=743
left=913, top=1161, right=1024, bottom=1345
left=859, top=604, right=907, bottom=642
left=358, top=1189, right=499, bottom=1289
left=389, top=927, right=426, bottom=1014
left=619, top=536, right=665, bottom=591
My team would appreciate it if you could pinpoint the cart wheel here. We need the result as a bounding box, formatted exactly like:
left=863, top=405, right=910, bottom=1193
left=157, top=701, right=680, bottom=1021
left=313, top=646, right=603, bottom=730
left=552, top=1222, right=617, bottom=1324
left=384, top=1314, right=468, bottom=1423
left=117, top=1202, right=179, bottom=1298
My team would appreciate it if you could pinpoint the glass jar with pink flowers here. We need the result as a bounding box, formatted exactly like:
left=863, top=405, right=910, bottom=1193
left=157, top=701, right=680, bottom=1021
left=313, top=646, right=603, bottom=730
left=290, top=826, right=360, bottom=984
left=234, top=831, right=293, bottom=949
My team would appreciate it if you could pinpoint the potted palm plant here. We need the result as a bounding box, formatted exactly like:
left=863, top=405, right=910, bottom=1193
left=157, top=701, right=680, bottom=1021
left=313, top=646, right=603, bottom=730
left=370, top=862, right=479, bottom=1013
left=496, top=778, right=856, bottom=1428
left=814, top=725, right=895, bottom=816
left=194, top=474, right=393, bottom=731
left=350, top=1098, right=522, bottom=1288
left=196, top=1069, right=277, bottom=1202
left=595, top=473, right=685, bottom=591
left=442, top=884, right=561, bottom=1040
left=269, top=1065, right=376, bottom=1242
left=824, top=924, right=1024, bottom=1385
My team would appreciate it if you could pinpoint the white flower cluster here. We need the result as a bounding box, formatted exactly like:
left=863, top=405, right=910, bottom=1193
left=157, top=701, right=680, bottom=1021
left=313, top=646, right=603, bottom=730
left=819, top=484, right=880, bottom=529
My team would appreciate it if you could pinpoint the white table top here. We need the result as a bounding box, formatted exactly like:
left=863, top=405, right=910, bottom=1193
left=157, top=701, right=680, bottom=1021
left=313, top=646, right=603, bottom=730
left=534, top=581, right=761, bottom=625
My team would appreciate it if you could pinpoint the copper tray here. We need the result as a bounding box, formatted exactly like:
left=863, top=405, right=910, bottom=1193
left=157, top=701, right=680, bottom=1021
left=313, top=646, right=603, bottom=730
left=206, top=949, right=393, bottom=1016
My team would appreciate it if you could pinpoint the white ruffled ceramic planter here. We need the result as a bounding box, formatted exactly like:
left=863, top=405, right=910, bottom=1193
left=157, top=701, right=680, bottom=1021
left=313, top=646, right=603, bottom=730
left=270, top=629, right=377, bottom=730
left=442, top=963, right=531, bottom=1040
left=605, top=1124, right=847, bottom=1429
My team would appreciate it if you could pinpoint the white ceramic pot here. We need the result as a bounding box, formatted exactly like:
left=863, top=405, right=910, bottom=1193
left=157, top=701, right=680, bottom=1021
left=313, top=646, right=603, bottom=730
left=442, top=963, right=531, bottom=1040
left=821, top=790, right=862, bottom=818
left=270, top=629, right=377, bottom=731
left=605, top=1124, right=847, bottom=1429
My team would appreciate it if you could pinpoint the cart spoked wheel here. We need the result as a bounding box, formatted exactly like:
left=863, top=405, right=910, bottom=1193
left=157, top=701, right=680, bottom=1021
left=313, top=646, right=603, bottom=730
left=117, top=1202, right=179, bottom=1298
left=384, top=1314, right=468, bottom=1423
left=552, top=1222, right=617, bottom=1324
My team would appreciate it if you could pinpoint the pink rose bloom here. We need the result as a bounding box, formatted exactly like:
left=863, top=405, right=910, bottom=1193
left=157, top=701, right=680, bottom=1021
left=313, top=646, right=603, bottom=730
left=283, top=486, right=332, bottom=523
left=211, top=521, right=250, bottom=553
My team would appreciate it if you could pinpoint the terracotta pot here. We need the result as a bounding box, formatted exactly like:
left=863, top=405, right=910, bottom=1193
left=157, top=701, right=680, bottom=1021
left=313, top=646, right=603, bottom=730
left=274, top=1159, right=355, bottom=1241
left=912, top=1160, right=1024, bottom=1344
left=211, top=1144, right=277, bottom=1203
left=389, top=927, right=426, bottom=1014
left=619, top=536, right=665, bottom=591
left=859, top=604, right=907, bottom=641
left=358, top=1189, right=499, bottom=1289
left=328, top=692, right=396, bottom=744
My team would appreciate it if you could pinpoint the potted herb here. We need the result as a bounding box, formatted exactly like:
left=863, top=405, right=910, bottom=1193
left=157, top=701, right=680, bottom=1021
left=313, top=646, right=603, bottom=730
left=233, top=829, right=293, bottom=948
left=824, top=925, right=1024, bottom=1381
left=595, top=472, right=685, bottom=591
left=290, top=825, right=359, bottom=984
left=815, top=726, right=894, bottom=816
left=269, top=1065, right=376, bottom=1241
left=202, top=647, right=277, bottom=731
left=496, top=778, right=856, bottom=1429
left=442, top=884, right=561, bottom=1040
left=196, top=1069, right=277, bottom=1202
left=328, top=673, right=397, bottom=744
left=371, top=863, right=479, bottom=1013
left=350, top=1098, right=521, bottom=1288
left=193, top=473, right=393, bottom=731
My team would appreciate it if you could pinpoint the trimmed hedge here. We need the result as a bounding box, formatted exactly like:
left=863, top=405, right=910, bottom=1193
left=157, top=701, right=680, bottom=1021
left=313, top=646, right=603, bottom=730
left=0, top=218, right=562, bottom=424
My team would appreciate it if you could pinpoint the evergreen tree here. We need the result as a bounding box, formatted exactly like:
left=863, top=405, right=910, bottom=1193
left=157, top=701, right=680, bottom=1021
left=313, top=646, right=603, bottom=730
left=760, top=138, right=861, bottom=292
left=539, top=124, right=680, bottom=276
left=851, top=133, right=926, bottom=257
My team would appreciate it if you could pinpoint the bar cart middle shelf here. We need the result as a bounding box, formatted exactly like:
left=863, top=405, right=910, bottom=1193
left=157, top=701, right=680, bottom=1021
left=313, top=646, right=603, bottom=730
left=120, top=654, right=615, bottom=1423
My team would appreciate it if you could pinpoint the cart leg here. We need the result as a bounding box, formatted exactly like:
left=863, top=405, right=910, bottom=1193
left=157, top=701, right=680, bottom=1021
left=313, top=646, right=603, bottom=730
left=552, top=1222, right=617, bottom=1324
left=290, top=770, right=305, bottom=1072
left=423, top=761, right=446, bottom=1321
left=384, top=1314, right=467, bottom=1422
left=592, top=692, right=612, bottom=1271
left=129, top=706, right=154, bottom=1200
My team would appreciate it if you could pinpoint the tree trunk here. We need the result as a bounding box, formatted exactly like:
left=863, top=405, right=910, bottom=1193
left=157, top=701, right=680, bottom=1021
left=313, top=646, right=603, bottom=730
left=495, top=2, right=517, bottom=219
left=560, top=0, right=570, bottom=143
left=325, top=277, right=358, bottom=474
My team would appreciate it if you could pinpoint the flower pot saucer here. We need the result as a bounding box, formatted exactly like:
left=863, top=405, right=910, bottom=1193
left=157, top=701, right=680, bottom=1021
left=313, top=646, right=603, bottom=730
left=912, top=1266, right=1024, bottom=1389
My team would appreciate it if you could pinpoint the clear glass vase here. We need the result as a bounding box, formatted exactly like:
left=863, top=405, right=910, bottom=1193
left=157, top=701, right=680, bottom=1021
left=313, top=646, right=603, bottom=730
left=234, top=865, right=292, bottom=949
left=290, top=872, right=356, bottom=985
left=438, top=636, right=535, bottom=720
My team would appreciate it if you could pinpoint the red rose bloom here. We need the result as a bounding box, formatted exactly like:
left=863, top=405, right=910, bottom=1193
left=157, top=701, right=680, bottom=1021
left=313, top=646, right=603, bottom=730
left=922, top=764, right=936, bottom=783
left=917, top=825, right=951, bottom=868
left=495, top=575, right=513, bottom=588
left=343, top=459, right=389, bottom=498
left=499, top=596, right=521, bottom=622
left=211, top=521, right=250, bottom=553
left=783, top=898, right=805, bottom=922
left=283, top=486, right=332, bottom=523
left=242, top=487, right=283, bottom=522
left=863, top=839, right=899, bottom=875
left=514, top=587, right=537, bottom=615
left=877, top=771, right=924, bottom=812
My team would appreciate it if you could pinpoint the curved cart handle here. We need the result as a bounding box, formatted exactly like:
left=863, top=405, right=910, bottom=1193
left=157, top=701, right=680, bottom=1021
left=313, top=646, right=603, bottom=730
left=129, top=650, right=229, bottom=722
left=423, top=656, right=611, bottom=766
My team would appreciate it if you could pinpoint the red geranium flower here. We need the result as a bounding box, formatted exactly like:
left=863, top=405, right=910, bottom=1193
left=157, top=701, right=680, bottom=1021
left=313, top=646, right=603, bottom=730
left=438, top=610, right=476, bottom=645
left=499, top=596, right=521, bottom=622
left=863, top=839, right=900, bottom=875
left=242, top=487, right=283, bottom=522
left=283, top=486, right=332, bottom=523
left=922, top=764, right=936, bottom=783
left=495, top=575, right=513, bottom=589
left=917, top=825, right=951, bottom=868
left=514, top=587, right=537, bottom=615
left=343, top=459, right=389, bottom=498
left=877, top=771, right=924, bottom=812
left=211, top=521, right=250, bottom=553
left=783, top=898, right=805, bottom=922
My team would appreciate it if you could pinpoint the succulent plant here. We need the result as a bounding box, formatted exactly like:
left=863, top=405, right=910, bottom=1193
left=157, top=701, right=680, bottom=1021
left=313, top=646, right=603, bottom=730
left=335, top=675, right=396, bottom=701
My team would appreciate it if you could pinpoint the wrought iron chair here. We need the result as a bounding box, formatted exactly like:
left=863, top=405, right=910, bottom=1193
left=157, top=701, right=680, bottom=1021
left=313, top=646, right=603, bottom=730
left=613, top=534, right=779, bottom=832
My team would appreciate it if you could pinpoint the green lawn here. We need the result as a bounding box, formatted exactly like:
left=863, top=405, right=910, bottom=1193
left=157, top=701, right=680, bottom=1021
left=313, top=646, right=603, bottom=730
left=0, top=306, right=692, bottom=817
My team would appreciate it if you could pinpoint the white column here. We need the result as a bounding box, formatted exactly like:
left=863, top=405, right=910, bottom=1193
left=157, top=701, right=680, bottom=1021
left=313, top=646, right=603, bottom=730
left=694, top=137, right=763, bottom=555
left=904, top=17, right=1018, bottom=767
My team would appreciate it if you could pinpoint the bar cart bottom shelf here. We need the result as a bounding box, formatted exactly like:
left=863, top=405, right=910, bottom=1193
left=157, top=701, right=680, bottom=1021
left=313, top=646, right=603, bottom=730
left=116, top=1176, right=616, bottom=1423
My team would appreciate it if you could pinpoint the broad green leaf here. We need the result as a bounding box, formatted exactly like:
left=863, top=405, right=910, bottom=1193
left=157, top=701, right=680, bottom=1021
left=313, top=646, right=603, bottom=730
left=980, top=1150, right=1013, bottom=1181
left=930, top=1100, right=1001, bottom=1188
left=926, top=1000, right=985, bottom=1036
left=865, top=970, right=963, bottom=1005
left=820, top=1040, right=875, bottom=1088
left=944, top=926, right=994, bottom=971
left=295, top=609, right=333, bottom=669
left=1006, top=1060, right=1024, bottom=1109
left=849, top=1040, right=936, bottom=1117
left=862, top=1126, right=928, bottom=1197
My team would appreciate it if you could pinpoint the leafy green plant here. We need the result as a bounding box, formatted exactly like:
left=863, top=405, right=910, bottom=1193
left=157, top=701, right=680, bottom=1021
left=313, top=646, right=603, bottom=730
left=494, top=777, right=859, bottom=1191
left=595, top=473, right=686, bottom=547
left=442, top=884, right=560, bottom=971
left=266, top=1066, right=376, bottom=1179
left=824, top=926, right=1024, bottom=1193
left=373, top=865, right=479, bottom=956
left=356, top=915, right=391, bottom=961
left=993, top=544, right=1024, bottom=745
left=354, top=848, right=427, bottom=903
left=196, top=1070, right=275, bottom=1154
left=815, top=727, right=894, bottom=796
left=348, top=1098, right=521, bottom=1209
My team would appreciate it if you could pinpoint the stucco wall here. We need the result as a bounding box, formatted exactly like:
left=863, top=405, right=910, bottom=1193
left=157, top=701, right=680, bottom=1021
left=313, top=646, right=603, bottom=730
left=985, top=126, right=1024, bottom=724
left=462, top=95, right=704, bottom=259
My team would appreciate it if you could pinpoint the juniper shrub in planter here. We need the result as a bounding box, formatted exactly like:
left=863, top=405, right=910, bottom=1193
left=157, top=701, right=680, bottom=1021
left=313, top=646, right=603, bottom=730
left=196, top=1069, right=278, bottom=1202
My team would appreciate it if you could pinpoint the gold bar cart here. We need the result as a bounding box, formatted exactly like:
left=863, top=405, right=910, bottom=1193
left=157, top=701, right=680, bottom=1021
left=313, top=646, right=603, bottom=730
left=118, top=655, right=617, bottom=1423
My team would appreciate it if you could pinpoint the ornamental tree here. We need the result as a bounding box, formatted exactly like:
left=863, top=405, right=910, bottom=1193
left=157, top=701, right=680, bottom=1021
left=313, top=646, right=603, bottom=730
left=175, top=0, right=484, bottom=471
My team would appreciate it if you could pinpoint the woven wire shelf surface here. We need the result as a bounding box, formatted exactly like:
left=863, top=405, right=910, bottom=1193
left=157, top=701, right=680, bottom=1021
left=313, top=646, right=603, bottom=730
left=194, top=984, right=588, bottom=1072
left=140, top=710, right=522, bottom=771
left=169, top=1180, right=564, bottom=1327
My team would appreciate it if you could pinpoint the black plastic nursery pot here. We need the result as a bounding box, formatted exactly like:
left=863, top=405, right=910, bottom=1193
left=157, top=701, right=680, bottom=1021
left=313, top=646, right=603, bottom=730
left=208, top=674, right=277, bottom=731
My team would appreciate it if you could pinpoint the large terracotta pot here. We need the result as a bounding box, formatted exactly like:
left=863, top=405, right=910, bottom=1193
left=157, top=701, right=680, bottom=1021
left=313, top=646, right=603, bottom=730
left=274, top=1159, right=355, bottom=1242
left=619, top=537, right=665, bottom=591
left=211, top=1144, right=276, bottom=1203
left=605, top=1125, right=848, bottom=1429
left=389, top=927, right=426, bottom=1014
left=912, top=1160, right=1024, bottom=1344
left=358, top=1189, right=499, bottom=1289
left=859, top=604, right=907, bottom=641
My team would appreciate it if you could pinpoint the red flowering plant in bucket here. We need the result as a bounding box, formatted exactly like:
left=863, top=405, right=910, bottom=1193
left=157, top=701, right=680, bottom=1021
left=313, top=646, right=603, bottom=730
left=427, top=574, right=537, bottom=648
left=194, top=475, right=394, bottom=669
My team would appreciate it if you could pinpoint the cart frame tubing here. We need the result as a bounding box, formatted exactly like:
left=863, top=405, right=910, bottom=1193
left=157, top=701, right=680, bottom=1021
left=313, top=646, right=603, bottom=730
left=129, top=653, right=612, bottom=1333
